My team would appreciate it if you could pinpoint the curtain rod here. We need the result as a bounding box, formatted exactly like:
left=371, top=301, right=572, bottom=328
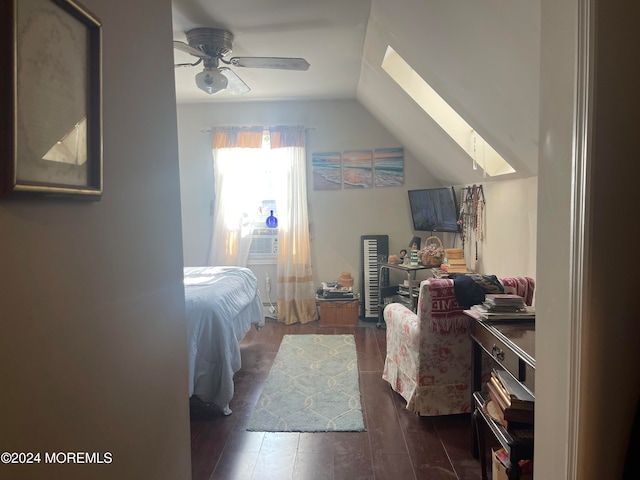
left=200, top=126, right=315, bottom=133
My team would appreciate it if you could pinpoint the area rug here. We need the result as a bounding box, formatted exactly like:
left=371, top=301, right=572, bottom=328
left=247, top=334, right=365, bottom=432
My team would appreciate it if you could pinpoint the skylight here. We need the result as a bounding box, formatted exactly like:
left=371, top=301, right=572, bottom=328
left=381, top=46, right=515, bottom=177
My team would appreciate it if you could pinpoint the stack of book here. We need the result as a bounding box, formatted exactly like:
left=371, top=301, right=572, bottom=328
left=486, top=368, right=534, bottom=428
left=469, top=294, right=535, bottom=320
left=484, top=294, right=526, bottom=311
left=440, top=258, right=467, bottom=272
left=440, top=248, right=467, bottom=273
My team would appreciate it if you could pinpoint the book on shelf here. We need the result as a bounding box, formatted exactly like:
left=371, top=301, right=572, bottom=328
left=489, top=374, right=512, bottom=407
left=485, top=398, right=507, bottom=428
left=493, top=369, right=535, bottom=408
left=489, top=374, right=534, bottom=423
left=486, top=382, right=534, bottom=425
left=506, top=409, right=534, bottom=425
left=485, top=397, right=534, bottom=428
left=487, top=382, right=509, bottom=412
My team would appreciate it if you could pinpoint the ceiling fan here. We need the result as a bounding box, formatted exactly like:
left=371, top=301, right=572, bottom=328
left=173, top=28, right=311, bottom=95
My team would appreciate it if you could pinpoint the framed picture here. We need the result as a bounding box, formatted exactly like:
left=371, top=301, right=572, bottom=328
left=342, top=150, right=372, bottom=189
left=312, top=152, right=342, bottom=191
left=0, top=0, right=102, bottom=199
left=374, top=147, right=404, bottom=187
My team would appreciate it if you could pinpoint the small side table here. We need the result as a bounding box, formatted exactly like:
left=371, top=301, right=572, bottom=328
left=377, top=263, right=431, bottom=328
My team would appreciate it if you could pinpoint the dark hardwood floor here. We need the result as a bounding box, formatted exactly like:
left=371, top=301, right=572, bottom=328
left=190, top=319, right=485, bottom=480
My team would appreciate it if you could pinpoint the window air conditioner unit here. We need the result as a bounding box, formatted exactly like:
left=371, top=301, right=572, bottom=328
left=249, top=235, right=278, bottom=257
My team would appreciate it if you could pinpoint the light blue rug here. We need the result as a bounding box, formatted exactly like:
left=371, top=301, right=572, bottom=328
left=247, top=334, right=366, bottom=432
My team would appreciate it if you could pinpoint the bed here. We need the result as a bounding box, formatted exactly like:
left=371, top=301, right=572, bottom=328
left=184, top=266, right=264, bottom=415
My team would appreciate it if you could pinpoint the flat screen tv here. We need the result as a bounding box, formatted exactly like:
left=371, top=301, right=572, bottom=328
left=408, top=186, right=460, bottom=232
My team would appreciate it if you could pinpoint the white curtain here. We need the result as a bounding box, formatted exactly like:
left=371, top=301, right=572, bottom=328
left=270, top=127, right=317, bottom=324
left=207, top=127, right=263, bottom=267
left=208, top=126, right=317, bottom=324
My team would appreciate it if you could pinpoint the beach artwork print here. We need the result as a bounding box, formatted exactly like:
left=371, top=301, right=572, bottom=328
left=312, top=152, right=342, bottom=190
left=374, top=148, right=404, bottom=187
left=342, top=150, right=373, bottom=189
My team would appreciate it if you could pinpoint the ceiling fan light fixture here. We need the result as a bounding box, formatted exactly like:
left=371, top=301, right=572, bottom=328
left=195, top=68, right=228, bottom=95
left=175, top=27, right=310, bottom=97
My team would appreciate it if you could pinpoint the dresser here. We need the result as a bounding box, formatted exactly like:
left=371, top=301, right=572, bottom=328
left=468, top=314, right=535, bottom=480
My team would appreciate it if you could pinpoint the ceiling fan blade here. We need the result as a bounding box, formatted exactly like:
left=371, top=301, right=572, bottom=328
left=229, top=57, right=310, bottom=71
left=219, top=68, right=251, bottom=95
left=173, top=40, right=212, bottom=59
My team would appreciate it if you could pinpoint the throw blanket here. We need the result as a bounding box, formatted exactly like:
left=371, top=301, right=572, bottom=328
left=448, top=273, right=504, bottom=307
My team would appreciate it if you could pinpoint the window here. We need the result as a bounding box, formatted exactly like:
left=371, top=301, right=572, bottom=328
left=382, top=45, right=515, bottom=177
left=209, top=125, right=317, bottom=324
left=212, top=131, right=287, bottom=263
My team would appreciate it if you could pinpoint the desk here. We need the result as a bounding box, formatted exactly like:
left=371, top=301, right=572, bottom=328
left=468, top=314, right=535, bottom=480
left=377, top=263, right=431, bottom=328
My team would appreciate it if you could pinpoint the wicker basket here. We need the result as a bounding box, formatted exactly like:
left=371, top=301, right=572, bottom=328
left=419, top=236, right=444, bottom=267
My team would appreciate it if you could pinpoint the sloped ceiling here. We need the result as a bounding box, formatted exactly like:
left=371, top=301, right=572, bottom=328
left=172, top=0, right=540, bottom=186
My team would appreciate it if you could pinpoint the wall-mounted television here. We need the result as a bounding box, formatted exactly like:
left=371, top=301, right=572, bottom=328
left=408, top=186, right=460, bottom=233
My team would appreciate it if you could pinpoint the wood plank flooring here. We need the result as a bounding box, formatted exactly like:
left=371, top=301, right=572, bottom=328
left=190, top=319, right=485, bottom=480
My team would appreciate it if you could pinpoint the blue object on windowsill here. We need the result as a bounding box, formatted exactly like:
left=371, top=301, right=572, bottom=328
left=266, top=210, right=278, bottom=228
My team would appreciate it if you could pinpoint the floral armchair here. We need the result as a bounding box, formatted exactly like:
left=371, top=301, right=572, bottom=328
left=382, top=276, right=535, bottom=416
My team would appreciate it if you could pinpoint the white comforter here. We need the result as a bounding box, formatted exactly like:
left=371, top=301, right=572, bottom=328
left=184, top=266, right=264, bottom=413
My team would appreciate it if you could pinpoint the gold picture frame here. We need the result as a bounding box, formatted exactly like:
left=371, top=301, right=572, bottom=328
left=0, top=0, right=102, bottom=199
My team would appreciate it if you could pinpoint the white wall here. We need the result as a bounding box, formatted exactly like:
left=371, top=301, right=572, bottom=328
left=177, top=99, right=440, bottom=302
left=178, top=100, right=538, bottom=313
left=0, top=1, right=191, bottom=478
left=462, top=177, right=538, bottom=282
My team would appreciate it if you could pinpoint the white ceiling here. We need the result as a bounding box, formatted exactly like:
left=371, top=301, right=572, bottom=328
left=172, top=0, right=371, bottom=103
left=172, top=0, right=541, bottom=186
